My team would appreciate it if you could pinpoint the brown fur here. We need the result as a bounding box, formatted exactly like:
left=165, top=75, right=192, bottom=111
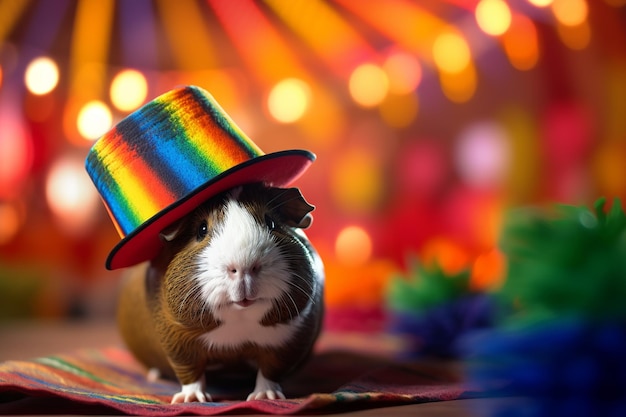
left=117, top=183, right=323, bottom=391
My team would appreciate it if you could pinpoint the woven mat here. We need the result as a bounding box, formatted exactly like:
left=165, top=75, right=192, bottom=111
left=0, top=344, right=472, bottom=415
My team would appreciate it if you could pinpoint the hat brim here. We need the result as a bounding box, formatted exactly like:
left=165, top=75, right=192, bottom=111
left=106, top=149, right=315, bottom=270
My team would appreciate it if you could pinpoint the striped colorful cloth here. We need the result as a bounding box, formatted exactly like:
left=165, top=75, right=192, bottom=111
left=0, top=346, right=469, bottom=415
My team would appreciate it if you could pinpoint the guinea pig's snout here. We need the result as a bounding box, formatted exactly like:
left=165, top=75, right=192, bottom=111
left=227, top=263, right=261, bottom=305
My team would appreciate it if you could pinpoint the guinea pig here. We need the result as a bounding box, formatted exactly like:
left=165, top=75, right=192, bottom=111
left=116, top=182, right=324, bottom=403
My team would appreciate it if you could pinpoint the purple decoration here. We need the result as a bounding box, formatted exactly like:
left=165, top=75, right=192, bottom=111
left=389, top=294, right=494, bottom=359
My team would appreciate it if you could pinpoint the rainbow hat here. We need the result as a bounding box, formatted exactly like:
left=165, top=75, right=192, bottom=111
left=86, top=86, right=315, bottom=270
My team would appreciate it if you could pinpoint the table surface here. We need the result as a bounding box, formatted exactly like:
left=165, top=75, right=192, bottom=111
left=0, top=320, right=505, bottom=416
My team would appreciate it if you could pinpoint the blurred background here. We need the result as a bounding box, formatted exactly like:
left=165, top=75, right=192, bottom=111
left=0, top=0, right=625, bottom=328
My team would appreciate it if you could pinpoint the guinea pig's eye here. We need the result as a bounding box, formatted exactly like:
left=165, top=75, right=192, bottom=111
left=197, top=220, right=208, bottom=241
left=264, top=214, right=276, bottom=231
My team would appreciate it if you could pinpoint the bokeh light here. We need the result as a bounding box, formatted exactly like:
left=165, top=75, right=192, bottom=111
left=432, top=31, right=477, bottom=102
left=439, top=64, right=477, bottom=103
left=0, top=202, right=23, bottom=245
left=432, top=31, right=471, bottom=74
left=110, top=69, right=148, bottom=112
left=455, top=121, right=511, bottom=189
left=551, top=0, right=588, bottom=27
left=330, top=148, right=383, bottom=213
left=76, top=100, right=113, bottom=140
left=527, top=0, right=553, bottom=7
left=24, top=56, right=59, bottom=95
left=383, top=51, right=422, bottom=94
left=267, top=78, right=311, bottom=123
left=475, top=0, right=513, bottom=36
left=471, top=248, right=505, bottom=291
left=556, top=19, right=591, bottom=50
left=502, top=13, right=539, bottom=70
left=45, top=155, right=101, bottom=236
left=348, top=63, right=389, bottom=107
left=421, top=237, right=470, bottom=275
left=335, top=226, right=372, bottom=267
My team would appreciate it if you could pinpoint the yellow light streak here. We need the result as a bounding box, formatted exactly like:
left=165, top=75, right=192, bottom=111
left=0, top=0, right=30, bottom=43
left=69, top=0, right=114, bottom=99
left=156, top=0, right=215, bottom=70
left=265, top=0, right=377, bottom=76
left=208, top=0, right=308, bottom=87
left=335, top=0, right=447, bottom=65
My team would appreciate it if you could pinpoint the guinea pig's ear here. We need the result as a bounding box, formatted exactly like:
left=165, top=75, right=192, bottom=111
left=159, top=220, right=183, bottom=242
left=268, top=187, right=315, bottom=229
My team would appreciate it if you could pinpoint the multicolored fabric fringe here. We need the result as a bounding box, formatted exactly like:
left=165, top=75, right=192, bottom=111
left=0, top=346, right=470, bottom=415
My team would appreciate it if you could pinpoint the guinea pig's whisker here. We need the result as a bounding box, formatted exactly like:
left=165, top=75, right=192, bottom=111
left=278, top=253, right=305, bottom=262
left=274, top=299, right=283, bottom=323
left=288, top=272, right=315, bottom=295
left=278, top=253, right=311, bottom=266
left=262, top=281, right=284, bottom=322
left=277, top=295, right=293, bottom=322
left=286, top=279, right=313, bottom=303
left=199, top=298, right=210, bottom=329
left=178, top=286, right=197, bottom=312
left=283, top=291, right=300, bottom=320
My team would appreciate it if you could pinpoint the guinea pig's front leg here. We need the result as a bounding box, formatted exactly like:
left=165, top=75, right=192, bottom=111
left=246, top=351, right=290, bottom=401
left=166, top=344, right=212, bottom=403
left=246, top=370, right=286, bottom=401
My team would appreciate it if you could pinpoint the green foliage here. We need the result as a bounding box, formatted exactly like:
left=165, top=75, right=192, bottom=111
left=387, top=259, right=472, bottom=313
left=499, top=197, right=626, bottom=321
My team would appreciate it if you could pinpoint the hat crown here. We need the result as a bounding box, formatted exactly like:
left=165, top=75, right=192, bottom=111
left=86, top=86, right=263, bottom=237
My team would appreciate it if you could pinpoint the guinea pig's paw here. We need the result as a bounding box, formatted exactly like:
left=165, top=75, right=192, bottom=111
left=246, top=373, right=285, bottom=401
left=246, top=389, right=286, bottom=401
left=171, top=381, right=212, bottom=404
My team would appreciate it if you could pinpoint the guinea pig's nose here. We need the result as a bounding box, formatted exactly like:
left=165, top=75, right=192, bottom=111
left=227, top=267, right=240, bottom=280
left=227, top=263, right=261, bottom=279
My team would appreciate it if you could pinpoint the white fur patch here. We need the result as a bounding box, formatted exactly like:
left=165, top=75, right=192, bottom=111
left=195, top=198, right=304, bottom=349
left=199, top=304, right=304, bottom=349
